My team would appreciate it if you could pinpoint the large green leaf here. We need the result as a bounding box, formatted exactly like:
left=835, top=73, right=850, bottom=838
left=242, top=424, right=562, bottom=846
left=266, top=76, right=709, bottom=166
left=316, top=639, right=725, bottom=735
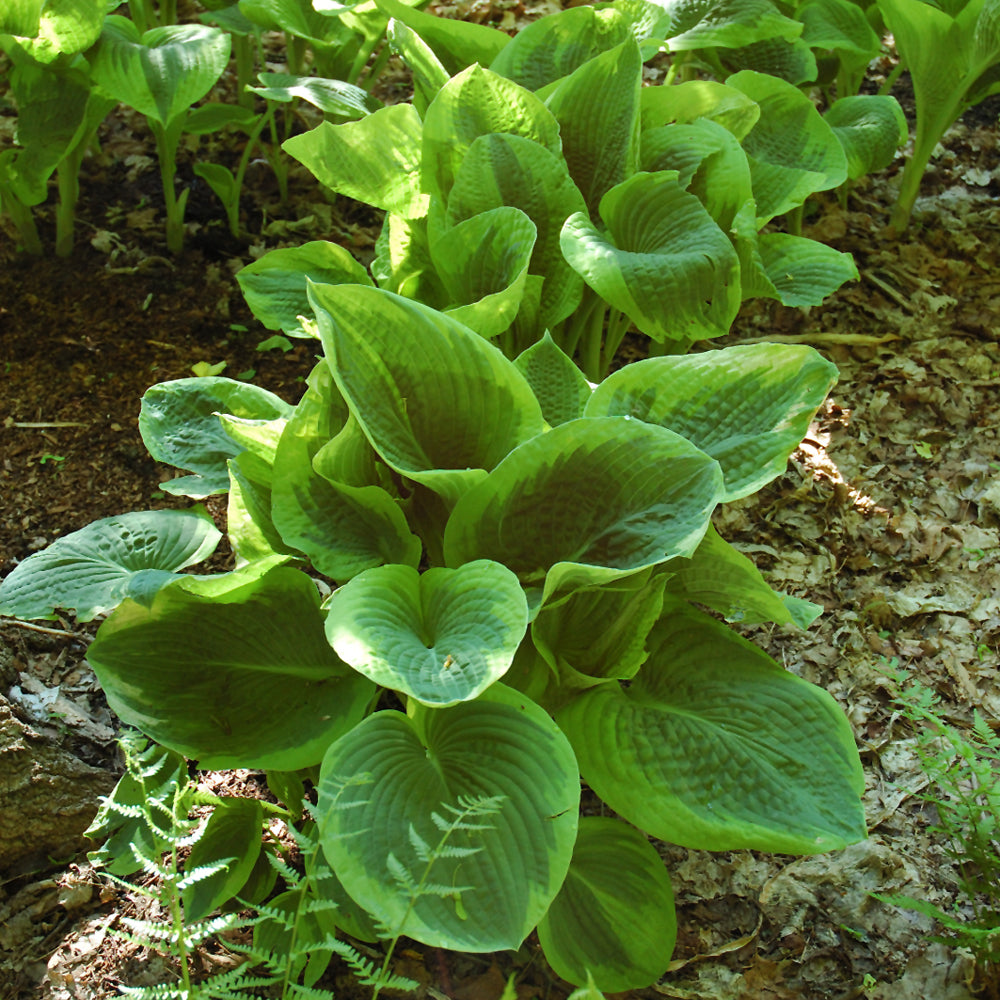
left=89, top=17, right=231, bottom=127
left=824, top=95, right=907, bottom=180
left=87, top=566, right=375, bottom=770
left=661, top=0, right=803, bottom=50
left=799, top=0, right=881, bottom=65
left=139, top=377, right=293, bottom=498
left=0, top=509, right=221, bottom=622
left=270, top=363, right=422, bottom=581
left=537, top=817, right=676, bottom=990
left=489, top=5, right=633, bottom=91
left=557, top=601, right=867, bottom=853
left=718, top=33, right=819, bottom=86
left=237, top=241, right=373, bottom=338
left=308, top=283, right=546, bottom=505
left=725, top=70, right=847, bottom=223
left=561, top=171, right=741, bottom=348
left=443, top=416, right=724, bottom=597
left=421, top=64, right=562, bottom=203
left=585, top=343, right=837, bottom=500
left=754, top=231, right=859, bottom=307
left=316, top=684, right=579, bottom=951
left=514, top=332, right=593, bottom=427
left=431, top=206, right=537, bottom=340
left=385, top=17, right=449, bottom=114
left=11, top=0, right=105, bottom=61
left=325, top=561, right=528, bottom=706
left=246, top=72, right=382, bottom=118
left=640, top=79, right=761, bottom=138
left=545, top=39, right=642, bottom=216
left=0, top=0, right=42, bottom=36
left=447, top=134, right=587, bottom=330
left=283, top=104, right=428, bottom=218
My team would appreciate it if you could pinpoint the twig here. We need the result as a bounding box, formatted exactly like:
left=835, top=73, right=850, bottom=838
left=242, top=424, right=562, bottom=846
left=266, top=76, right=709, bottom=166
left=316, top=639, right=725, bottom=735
left=0, top=617, right=93, bottom=643
left=737, top=332, right=901, bottom=346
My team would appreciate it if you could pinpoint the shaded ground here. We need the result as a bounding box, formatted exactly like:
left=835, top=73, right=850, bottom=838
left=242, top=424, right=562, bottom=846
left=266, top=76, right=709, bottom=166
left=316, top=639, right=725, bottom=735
left=2, top=34, right=1000, bottom=1000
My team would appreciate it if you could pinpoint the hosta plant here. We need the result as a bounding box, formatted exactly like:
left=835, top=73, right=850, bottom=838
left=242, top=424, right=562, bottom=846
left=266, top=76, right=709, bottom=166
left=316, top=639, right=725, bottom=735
left=0, top=280, right=868, bottom=991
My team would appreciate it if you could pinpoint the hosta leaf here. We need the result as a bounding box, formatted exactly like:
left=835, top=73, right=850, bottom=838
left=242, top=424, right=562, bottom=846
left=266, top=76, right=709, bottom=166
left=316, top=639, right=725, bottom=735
left=246, top=71, right=382, bottom=118
left=663, top=524, right=819, bottom=626
left=237, top=241, right=373, bottom=338
left=0, top=0, right=42, bottom=36
left=443, top=416, right=724, bottom=597
left=325, top=561, right=528, bottom=706
left=755, top=231, right=859, bottom=306
left=372, top=212, right=446, bottom=304
left=227, top=452, right=293, bottom=565
left=308, top=283, right=546, bottom=506
left=489, top=5, right=633, bottom=93
left=586, top=343, right=837, bottom=500
left=557, top=601, right=867, bottom=853
left=316, top=684, right=579, bottom=951
left=431, top=207, right=537, bottom=340
left=89, top=17, right=231, bottom=127
left=240, top=0, right=341, bottom=41
left=422, top=65, right=562, bottom=203
left=87, top=566, right=375, bottom=770
left=271, top=364, right=421, bottom=581
left=799, top=0, right=881, bottom=61
left=726, top=70, right=847, bottom=223
left=447, top=134, right=587, bottom=330
left=283, top=104, right=428, bottom=218
left=719, top=34, right=818, bottom=86
left=560, top=171, right=741, bottom=348
left=183, top=798, right=263, bottom=920
left=514, top=332, right=593, bottom=427
left=532, top=572, right=668, bottom=688
left=386, top=17, right=449, bottom=114
left=0, top=509, right=221, bottom=622
left=824, top=95, right=907, bottom=180
left=545, top=39, right=642, bottom=215
left=537, top=817, right=676, bottom=990
left=13, top=0, right=105, bottom=61
left=139, top=377, right=293, bottom=497
left=661, top=0, right=803, bottom=51
left=640, top=79, right=761, bottom=138
left=374, top=0, right=509, bottom=76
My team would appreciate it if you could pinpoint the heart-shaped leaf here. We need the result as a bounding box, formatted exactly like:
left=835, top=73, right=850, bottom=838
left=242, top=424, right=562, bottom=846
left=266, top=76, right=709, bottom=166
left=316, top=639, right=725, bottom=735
left=557, top=601, right=867, bottom=853
left=325, top=560, right=528, bottom=706
left=89, top=17, right=231, bottom=127
left=514, top=332, right=593, bottom=427
left=640, top=79, right=761, bottom=138
left=139, top=377, right=293, bottom=498
left=444, top=416, right=724, bottom=598
left=537, top=817, right=676, bottom=991
left=754, top=231, right=859, bottom=306
left=87, top=566, right=375, bottom=770
left=308, top=283, right=546, bottom=505
left=585, top=342, right=837, bottom=500
left=316, top=683, right=579, bottom=951
left=824, top=94, right=907, bottom=180
left=0, top=509, right=221, bottom=622
left=663, top=0, right=803, bottom=50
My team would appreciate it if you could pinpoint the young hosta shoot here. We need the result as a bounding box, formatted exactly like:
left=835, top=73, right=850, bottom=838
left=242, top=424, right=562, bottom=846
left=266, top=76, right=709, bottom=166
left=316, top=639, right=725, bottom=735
left=878, top=0, right=1000, bottom=229
left=0, top=281, right=868, bottom=991
left=87, top=17, right=232, bottom=253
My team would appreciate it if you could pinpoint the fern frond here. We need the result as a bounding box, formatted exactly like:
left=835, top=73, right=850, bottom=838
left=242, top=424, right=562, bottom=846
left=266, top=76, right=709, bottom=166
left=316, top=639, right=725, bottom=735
left=117, top=983, right=187, bottom=999
left=407, top=825, right=432, bottom=862
left=117, top=918, right=180, bottom=945
left=264, top=851, right=302, bottom=885
left=386, top=853, right=418, bottom=894
left=327, top=940, right=417, bottom=992
left=411, top=881, right=474, bottom=899
left=176, top=860, right=235, bottom=892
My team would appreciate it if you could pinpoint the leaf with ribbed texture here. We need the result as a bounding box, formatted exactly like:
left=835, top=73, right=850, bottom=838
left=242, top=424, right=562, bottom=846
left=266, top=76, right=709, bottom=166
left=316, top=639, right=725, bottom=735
left=725, top=70, right=847, bottom=223
left=89, top=17, right=231, bottom=127
left=271, top=363, right=422, bottom=582
left=422, top=65, right=562, bottom=203
left=824, top=95, right=907, bottom=180
left=556, top=601, right=867, bottom=853
left=514, top=333, right=593, bottom=427
left=316, top=684, right=579, bottom=951
left=139, top=377, right=293, bottom=498
left=560, top=171, right=741, bottom=348
left=489, top=5, right=632, bottom=92
left=661, top=0, right=803, bottom=51
left=640, top=79, right=761, bottom=138
left=443, top=416, right=724, bottom=599
left=325, top=560, right=528, bottom=706
left=431, top=207, right=536, bottom=340
left=755, top=231, right=858, bottom=306
left=386, top=17, right=449, bottom=114
left=237, top=241, right=372, bottom=338
left=283, top=104, right=428, bottom=218
left=13, top=0, right=104, bottom=61
left=309, top=283, right=546, bottom=506
left=545, top=39, right=642, bottom=215
left=532, top=572, right=668, bottom=688
left=447, top=134, right=587, bottom=330
left=537, top=818, right=676, bottom=990
left=586, top=342, right=837, bottom=501
left=719, top=34, right=818, bottom=86
left=0, top=509, right=221, bottom=622
left=371, top=212, right=446, bottom=304
left=87, top=565, right=375, bottom=770
left=663, top=524, right=820, bottom=626
left=246, top=72, right=382, bottom=117
left=374, top=0, right=510, bottom=76
left=799, top=0, right=880, bottom=63
left=0, top=0, right=42, bottom=36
